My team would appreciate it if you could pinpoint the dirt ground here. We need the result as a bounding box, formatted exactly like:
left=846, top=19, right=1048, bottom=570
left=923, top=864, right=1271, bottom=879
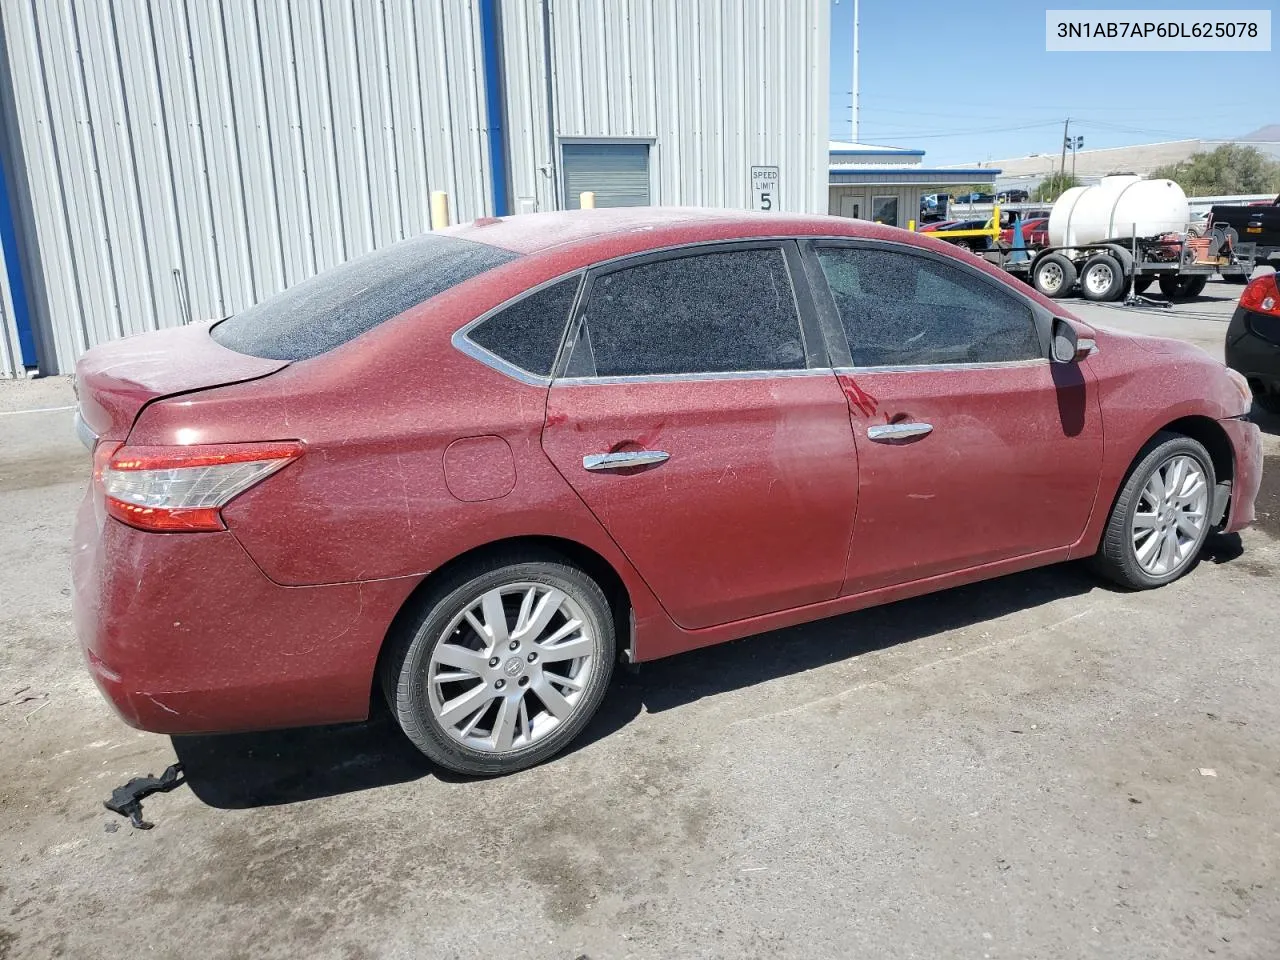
left=1, top=282, right=1277, bottom=960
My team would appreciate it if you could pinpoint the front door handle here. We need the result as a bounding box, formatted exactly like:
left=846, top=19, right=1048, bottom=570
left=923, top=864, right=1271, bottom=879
left=867, top=422, right=933, bottom=442
left=583, top=450, right=670, bottom=471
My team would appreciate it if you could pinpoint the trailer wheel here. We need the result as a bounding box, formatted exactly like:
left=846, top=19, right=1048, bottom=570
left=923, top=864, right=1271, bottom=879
left=1158, top=275, right=1208, bottom=299
left=1032, top=253, right=1076, bottom=298
left=1132, top=275, right=1154, bottom=295
left=1080, top=253, right=1125, bottom=302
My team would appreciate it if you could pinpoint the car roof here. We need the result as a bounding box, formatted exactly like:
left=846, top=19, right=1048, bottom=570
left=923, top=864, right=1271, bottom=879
left=439, top=207, right=914, bottom=256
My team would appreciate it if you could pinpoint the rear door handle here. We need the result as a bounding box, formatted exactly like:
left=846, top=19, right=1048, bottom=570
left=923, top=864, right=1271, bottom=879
left=583, top=450, right=670, bottom=471
left=867, top=422, right=933, bottom=442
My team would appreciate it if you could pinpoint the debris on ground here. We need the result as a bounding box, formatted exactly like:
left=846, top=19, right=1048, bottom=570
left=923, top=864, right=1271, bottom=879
left=1, top=686, right=46, bottom=707
left=103, top=763, right=186, bottom=829
left=1199, top=768, right=1218, bottom=778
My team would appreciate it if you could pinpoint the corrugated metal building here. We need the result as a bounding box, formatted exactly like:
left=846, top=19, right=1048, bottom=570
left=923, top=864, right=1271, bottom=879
left=0, top=0, right=829, bottom=377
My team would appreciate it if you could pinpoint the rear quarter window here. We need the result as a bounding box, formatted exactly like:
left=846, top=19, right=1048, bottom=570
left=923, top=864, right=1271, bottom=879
left=211, top=234, right=519, bottom=361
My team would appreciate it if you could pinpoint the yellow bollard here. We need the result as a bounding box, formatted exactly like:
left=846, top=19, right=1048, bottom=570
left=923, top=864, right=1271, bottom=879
left=907, top=219, right=915, bottom=231
left=579, top=191, right=595, bottom=209
left=430, top=191, right=450, bottom=230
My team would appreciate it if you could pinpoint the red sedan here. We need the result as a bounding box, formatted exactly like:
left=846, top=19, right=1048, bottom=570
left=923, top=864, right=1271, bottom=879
left=999, top=217, right=1049, bottom=246
left=73, top=209, right=1263, bottom=776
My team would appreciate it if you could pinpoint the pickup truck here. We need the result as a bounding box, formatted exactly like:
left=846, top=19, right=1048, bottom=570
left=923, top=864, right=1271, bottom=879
left=1209, top=195, right=1280, bottom=264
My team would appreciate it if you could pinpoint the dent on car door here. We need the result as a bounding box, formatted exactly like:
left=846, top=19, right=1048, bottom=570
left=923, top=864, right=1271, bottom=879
left=808, top=242, right=1104, bottom=594
left=540, top=243, right=861, bottom=630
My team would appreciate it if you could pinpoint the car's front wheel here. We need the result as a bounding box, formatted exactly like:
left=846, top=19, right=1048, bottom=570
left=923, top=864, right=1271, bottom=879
left=381, top=553, right=616, bottom=776
left=1090, top=433, right=1216, bottom=590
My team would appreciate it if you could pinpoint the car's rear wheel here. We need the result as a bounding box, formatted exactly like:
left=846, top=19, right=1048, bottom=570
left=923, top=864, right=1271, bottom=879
left=1080, top=253, right=1125, bottom=302
left=1032, top=253, right=1076, bottom=298
left=1090, top=433, right=1215, bottom=590
left=1255, top=390, right=1280, bottom=415
left=381, top=553, right=615, bottom=776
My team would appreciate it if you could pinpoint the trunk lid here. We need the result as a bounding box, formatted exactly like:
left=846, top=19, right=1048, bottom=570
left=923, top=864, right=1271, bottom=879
left=74, top=321, right=289, bottom=442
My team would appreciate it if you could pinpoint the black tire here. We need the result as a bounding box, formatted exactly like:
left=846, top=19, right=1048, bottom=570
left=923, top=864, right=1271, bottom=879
left=1159, top=274, right=1208, bottom=299
left=1080, top=253, right=1125, bottom=302
left=1255, top=391, right=1280, bottom=415
left=1132, top=275, right=1154, bottom=295
left=1089, top=432, right=1216, bottom=590
left=1221, top=273, right=1249, bottom=284
left=1032, top=253, right=1077, bottom=299
left=380, top=551, right=616, bottom=776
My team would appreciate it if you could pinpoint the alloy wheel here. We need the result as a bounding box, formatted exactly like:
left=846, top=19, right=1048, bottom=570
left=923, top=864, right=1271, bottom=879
left=427, top=582, right=597, bottom=753
left=1130, top=454, right=1209, bottom=576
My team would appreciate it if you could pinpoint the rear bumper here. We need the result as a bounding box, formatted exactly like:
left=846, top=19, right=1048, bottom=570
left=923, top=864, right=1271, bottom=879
left=72, top=491, right=417, bottom=734
left=1220, top=416, right=1263, bottom=534
left=1225, top=308, right=1280, bottom=391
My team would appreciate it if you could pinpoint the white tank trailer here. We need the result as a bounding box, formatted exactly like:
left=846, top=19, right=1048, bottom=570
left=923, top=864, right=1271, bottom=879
left=1002, top=175, right=1254, bottom=302
left=1048, top=176, right=1190, bottom=247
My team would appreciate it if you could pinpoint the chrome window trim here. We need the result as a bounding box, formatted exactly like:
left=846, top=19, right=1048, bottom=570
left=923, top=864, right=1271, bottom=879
left=833, top=358, right=1049, bottom=375
left=451, top=332, right=553, bottom=387
left=553, top=367, right=835, bottom=387
left=451, top=270, right=588, bottom=387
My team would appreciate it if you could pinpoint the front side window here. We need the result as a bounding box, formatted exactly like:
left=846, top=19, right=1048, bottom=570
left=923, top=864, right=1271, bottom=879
left=466, top=276, right=581, bottom=377
left=816, top=246, right=1040, bottom=367
left=565, top=248, right=806, bottom=378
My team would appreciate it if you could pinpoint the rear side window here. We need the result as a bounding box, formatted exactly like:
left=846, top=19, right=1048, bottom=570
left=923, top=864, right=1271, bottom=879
left=465, top=276, right=581, bottom=377
left=816, top=247, right=1040, bottom=367
left=212, top=234, right=519, bottom=361
left=566, top=248, right=806, bottom=378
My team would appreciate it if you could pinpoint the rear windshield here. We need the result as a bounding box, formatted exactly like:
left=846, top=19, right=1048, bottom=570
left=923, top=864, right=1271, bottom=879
left=211, top=233, right=519, bottom=361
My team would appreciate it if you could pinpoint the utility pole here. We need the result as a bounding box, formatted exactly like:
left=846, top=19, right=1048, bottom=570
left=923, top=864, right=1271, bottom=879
left=851, top=0, right=860, bottom=142
left=1059, top=117, right=1070, bottom=178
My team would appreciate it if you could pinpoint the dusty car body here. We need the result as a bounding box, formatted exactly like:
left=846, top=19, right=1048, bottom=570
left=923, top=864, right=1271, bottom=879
left=73, top=208, right=1262, bottom=774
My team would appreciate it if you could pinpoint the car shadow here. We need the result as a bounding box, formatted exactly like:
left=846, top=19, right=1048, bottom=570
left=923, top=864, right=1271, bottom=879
left=177, top=561, right=1112, bottom=808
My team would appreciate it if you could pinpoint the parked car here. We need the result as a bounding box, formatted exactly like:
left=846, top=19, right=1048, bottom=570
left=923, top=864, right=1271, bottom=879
left=999, top=217, right=1049, bottom=246
left=1209, top=194, right=1280, bottom=264
left=917, top=219, right=959, bottom=232
left=1226, top=271, right=1280, bottom=413
left=929, top=218, right=995, bottom=251
left=998, top=189, right=1030, bottom=203
left=72, top=208, right=1263, bottom=776
left=953, top=192, right=995, bottom=204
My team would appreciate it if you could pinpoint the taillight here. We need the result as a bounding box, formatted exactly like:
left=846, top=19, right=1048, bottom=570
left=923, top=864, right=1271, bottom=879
left=102, top=441, right=302, bottom=532
left=1239, top=273, right=1279, bottom=316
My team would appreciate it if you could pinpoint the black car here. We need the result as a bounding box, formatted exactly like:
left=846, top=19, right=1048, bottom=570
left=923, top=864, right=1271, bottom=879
left=998, top=189, right=1030, bottom=203
left=1226, top=272, right=1280, bottom=414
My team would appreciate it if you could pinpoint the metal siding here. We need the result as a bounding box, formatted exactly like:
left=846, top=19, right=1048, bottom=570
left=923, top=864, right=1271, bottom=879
left=0, top=0, right=491, bottom=375
left=502, top=0, right=826, bottom=217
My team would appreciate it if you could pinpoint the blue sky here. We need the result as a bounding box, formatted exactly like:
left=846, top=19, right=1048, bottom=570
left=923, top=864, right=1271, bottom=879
left=829, top=0, right=1279, bottom=165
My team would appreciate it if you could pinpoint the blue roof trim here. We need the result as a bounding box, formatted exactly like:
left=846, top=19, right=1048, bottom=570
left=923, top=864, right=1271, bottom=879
left=478, top=0, right=509, bottom=217
left=829, top=148, right=926, bottom=157
left=828, top=167, right=1001, bottom=176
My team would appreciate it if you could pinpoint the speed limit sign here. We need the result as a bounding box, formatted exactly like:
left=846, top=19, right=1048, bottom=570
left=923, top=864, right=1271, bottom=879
left=751, top=166, right=779, bottom=211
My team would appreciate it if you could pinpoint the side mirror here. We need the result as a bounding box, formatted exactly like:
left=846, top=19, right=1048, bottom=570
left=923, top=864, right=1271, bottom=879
left=1051, top=318, right=1079, bottom=363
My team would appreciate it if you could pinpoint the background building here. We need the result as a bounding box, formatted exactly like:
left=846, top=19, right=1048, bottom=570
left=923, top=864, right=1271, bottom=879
left=0, top=0, right=829, bottom=377
left=827, top=141, right=998, bottom=226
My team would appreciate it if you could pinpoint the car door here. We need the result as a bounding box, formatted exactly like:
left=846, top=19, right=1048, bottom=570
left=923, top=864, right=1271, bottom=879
left=540, top=242, right=860, bottom=630
left=805, top=240, right=1104, bottom=595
